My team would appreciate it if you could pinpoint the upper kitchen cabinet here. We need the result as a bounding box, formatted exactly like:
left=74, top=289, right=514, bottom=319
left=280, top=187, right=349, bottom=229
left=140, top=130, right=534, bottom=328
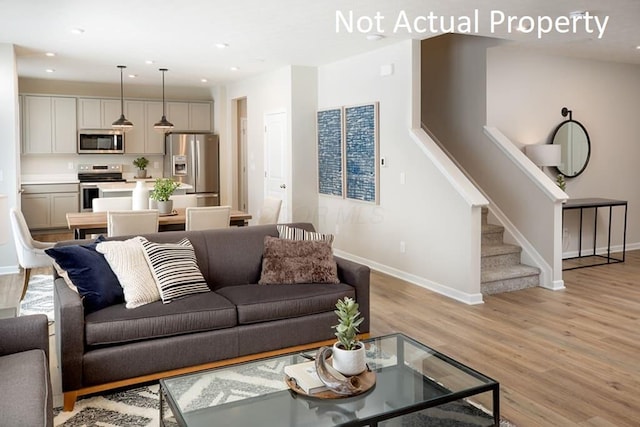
left=77, top=98, right=122, bottom=129
left=124, top=100, right=165, bottom=154
left=22, top=95, right=77, bottom=154
left=167, top=101, right=212, bottom=132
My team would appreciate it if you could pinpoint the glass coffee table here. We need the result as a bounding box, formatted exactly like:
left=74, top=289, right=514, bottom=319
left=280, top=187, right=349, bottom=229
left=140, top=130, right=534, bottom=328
left=160, top=333, right=500, bottom=426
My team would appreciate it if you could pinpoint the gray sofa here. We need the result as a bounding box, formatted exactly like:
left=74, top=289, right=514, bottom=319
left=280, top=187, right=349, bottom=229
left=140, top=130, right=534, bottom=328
left=0, top=314, right=53, bottom=427
left=54, top=223, right=370, bottom=410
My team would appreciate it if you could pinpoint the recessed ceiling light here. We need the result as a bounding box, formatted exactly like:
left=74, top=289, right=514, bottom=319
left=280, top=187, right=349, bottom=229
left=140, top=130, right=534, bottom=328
left=636, top=45, right=640, bottom=50
left=230, top=66, right=239, bottom=71
left=45, top=68, right=55, bottom=73
left=145, top=60, right=155, bottom=65
left=366, top=34, right=384, bottom=41
left=71, top=28, right=85, bottom=35
left=45, top=52, right=56, bottom=57
left=569, top=10, right=587, bottom=18
left=200, top=78, right=208, bottom=83
left=128, top=74, right=137, bottom=78
left=216, top=43, right=229, bottom=49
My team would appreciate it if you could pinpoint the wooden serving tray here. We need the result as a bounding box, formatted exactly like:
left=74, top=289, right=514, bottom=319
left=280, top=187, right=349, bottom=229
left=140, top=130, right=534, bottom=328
left=285, top=369, right=376, bottom=399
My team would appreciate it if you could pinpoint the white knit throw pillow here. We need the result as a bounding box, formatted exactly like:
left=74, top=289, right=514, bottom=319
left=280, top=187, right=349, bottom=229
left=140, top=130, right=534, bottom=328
left=96, top=236, right=160, bottom=308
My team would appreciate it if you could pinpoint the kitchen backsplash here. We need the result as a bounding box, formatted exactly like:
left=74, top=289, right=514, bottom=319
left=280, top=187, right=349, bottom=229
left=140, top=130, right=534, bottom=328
left=21, top=154, right=164, bottom=180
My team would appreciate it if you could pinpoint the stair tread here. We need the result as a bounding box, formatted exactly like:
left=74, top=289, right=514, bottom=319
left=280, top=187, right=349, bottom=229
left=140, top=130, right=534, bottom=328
left=482, top=223, right=504, bottom=233
left=481, top=243, right=522, bottom=257
left=482, top=264, right=540, bottom=282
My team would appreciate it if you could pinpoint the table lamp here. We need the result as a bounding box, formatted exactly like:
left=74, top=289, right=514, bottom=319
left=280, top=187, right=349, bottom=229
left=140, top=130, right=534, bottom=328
left=0, top=194, right=9, bottom=245
left=525, top=144, right=561, bottom=170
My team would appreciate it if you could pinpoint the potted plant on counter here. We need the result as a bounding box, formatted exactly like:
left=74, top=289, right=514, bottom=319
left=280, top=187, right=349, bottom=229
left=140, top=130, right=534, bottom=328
left=331, top=297, right=366, bottom=376
left=149, top=178, right=180, bottom=215
left=133, top=157, right=149, bottom=179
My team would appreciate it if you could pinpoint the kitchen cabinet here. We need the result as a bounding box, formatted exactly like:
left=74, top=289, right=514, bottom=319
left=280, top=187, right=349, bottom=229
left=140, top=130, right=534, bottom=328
left=167, top=102, right=212, bottom=132
left=77, top=98, right=122, bottom=129
left=22, top=95, right=77, bottom=154
left=21, top=183, right=79, bottom=229
left=124, top=100, right=164, bottom=154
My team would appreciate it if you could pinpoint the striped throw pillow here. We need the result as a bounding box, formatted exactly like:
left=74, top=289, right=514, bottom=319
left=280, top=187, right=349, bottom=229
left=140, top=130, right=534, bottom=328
left=141, top=238, right=210, bottom=303
left=276, top=224, right=334, bottom=245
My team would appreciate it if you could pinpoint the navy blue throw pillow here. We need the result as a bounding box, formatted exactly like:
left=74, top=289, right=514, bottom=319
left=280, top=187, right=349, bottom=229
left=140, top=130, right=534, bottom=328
left=46, top=237, right=124, bottom=313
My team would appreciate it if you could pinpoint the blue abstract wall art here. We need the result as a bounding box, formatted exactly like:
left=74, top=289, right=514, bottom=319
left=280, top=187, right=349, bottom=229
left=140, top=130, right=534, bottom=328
left=345, top=103, right=379, bottom=203
left=317, top=108, right=344, bottom=197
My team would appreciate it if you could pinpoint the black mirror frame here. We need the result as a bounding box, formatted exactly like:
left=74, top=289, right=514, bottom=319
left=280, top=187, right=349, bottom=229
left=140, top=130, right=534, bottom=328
left=551, top=108, right=591, bottom=178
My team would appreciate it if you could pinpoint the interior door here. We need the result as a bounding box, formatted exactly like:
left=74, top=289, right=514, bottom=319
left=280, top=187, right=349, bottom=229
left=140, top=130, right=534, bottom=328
left=264, top=112, right=288, bottom=222
left=239, top=118, right=248, bottom=211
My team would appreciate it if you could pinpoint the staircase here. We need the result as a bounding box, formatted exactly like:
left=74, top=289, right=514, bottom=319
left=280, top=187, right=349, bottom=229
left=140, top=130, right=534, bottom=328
left=481, top=208, right=540, bottom=294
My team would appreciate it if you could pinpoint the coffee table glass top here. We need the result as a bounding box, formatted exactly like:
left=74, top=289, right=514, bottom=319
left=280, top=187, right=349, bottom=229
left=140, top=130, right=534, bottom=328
left=160, top=333, right=499, bottom=426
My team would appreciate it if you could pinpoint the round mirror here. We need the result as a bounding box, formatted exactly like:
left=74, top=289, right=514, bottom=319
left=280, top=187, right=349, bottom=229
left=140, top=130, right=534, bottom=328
left=552, top=109, right=590, bottom=178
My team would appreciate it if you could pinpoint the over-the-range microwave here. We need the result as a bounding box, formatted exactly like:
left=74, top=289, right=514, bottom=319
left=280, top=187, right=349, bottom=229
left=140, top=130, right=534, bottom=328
left=78, top=130, right=124, bottom=154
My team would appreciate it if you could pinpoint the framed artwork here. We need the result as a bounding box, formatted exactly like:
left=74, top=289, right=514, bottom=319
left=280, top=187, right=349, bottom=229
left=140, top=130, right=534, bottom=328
left=345, top=102, right=379, bottom=204
left=317, top=108, right=344, bottom=197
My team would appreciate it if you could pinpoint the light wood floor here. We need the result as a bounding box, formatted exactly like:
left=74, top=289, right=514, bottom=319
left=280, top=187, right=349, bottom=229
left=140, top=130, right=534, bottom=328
left=370, top=252, right=640, bottom=426
left=2, top=234, right=638, bottom=425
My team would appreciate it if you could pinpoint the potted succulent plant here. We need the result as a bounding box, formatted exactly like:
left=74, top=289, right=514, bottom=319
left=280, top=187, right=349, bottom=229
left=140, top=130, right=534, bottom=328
left=331, top=297, right=366, bottom=376
left=149, top=178, right=180, bottom=214
left=133, top=157, right=149, bottom=179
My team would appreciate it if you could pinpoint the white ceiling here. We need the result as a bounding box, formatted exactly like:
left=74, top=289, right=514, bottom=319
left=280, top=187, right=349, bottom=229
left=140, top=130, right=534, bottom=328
left=1, top=0, right=639, bottom=88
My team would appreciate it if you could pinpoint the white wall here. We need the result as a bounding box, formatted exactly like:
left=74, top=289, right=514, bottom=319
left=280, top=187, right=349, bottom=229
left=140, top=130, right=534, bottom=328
left=0, top=44, right=20, bottom=273
left=487, top=47, right=640, bottom=254
left=318, top=40, right=483, bottom=302
left=225, top=67, right=292, bottom=221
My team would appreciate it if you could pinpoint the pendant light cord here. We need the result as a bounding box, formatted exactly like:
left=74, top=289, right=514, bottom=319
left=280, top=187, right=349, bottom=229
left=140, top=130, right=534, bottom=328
left=120, top=66, right=125, bottom=115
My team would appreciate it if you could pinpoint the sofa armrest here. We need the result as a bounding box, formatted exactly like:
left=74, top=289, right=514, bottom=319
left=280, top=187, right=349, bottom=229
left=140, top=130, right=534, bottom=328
left=335, top=256, right=371, bottom=333
left=0, top=314, right=49, bottom=358
left=54, top=277, right=85, bottom=391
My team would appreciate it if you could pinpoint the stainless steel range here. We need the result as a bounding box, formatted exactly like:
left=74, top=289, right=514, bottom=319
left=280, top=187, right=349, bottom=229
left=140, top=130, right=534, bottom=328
left=78, top=164, right=126, bottom=212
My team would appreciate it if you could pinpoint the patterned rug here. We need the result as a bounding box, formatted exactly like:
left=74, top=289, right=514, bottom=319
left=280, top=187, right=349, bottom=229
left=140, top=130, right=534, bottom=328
left=20, top=274, right=54, bottom=322
left=53, top=358, right=516, bottom=427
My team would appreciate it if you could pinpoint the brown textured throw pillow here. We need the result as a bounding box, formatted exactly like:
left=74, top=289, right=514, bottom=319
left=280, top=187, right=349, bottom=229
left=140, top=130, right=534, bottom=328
left=259, top=236, right=340, bottom=285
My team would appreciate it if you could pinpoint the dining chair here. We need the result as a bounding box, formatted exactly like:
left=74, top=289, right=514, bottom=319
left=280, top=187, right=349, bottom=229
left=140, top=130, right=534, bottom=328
left=9, top=208, right=54, bottom=300
left=106, top=210, right=159, bottom=237
left=257, top=197, right=282, bottom=225
left=185, top=206, right=231, bottom=231
left=170, top=194, right=198, bottom=209
left=92, top=196, right=132, bottom=212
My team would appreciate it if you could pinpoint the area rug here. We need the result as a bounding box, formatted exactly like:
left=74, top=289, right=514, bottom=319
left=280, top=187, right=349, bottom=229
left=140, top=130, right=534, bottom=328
left=54, top=357, right=516, bottom=427
left=19, top=274, right=54, bottom=322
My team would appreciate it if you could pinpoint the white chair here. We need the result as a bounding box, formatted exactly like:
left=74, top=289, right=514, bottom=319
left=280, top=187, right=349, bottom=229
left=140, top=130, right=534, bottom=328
left=9, top=208, right=54, bottom=300
left=170, top=194, right=198, bottom=209
left=106, top=210, right=159, bottom=237
left=185, top=206, right=231, bottom=231
left=92, top=197, right=132, bottom=212
left=257, top=197, right=282, bottom=225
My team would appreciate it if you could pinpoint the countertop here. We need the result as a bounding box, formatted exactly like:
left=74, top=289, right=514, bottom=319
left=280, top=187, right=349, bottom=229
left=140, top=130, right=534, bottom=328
left=98, top=182, right=193, bottom=192
left=21, top=174, right=79, bottom=185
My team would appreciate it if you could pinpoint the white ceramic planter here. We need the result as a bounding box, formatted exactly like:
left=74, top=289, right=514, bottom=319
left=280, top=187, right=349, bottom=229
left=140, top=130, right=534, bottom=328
left=332, top=341, right=366, bottom=376
left=157, top=200, right=173, bottom=215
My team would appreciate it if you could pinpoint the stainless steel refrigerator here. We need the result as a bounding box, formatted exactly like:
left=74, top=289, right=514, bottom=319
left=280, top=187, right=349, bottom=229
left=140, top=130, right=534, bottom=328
left=164, top=133, right=220, bottom=206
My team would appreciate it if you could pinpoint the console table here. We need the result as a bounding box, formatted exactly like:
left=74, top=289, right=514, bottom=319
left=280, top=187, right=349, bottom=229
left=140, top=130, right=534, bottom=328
left=562, top=198, right=627, bottom=270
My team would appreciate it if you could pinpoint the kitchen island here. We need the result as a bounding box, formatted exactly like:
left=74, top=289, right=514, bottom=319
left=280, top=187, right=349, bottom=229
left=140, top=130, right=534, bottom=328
left=97, top=181, right=193, bottom=198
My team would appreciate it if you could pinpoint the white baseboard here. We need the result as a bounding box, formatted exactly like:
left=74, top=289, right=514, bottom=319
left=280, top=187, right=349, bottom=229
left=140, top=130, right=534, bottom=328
left=0, top=265, right=20, bottom=276
left=334, top=249, right=484, bottom=305
left=562, top=242, right=638, bottom=259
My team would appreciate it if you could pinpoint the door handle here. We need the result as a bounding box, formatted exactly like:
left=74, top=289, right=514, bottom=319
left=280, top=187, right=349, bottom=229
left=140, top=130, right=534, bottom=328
left=280, top=184, right=286, bottom=189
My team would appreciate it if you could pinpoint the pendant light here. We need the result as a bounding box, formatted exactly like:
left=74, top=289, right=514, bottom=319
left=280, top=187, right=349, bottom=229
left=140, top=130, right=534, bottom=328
left=112, top=65, right=134, bottom=132
left=153, top=68, right=174, bottom=133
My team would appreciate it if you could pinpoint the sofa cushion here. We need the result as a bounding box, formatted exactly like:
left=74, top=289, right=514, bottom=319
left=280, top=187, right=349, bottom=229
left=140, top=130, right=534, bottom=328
left=45, top=237, right=124, bottom=314
left=259, top=236, right=340, bottom=285
left=97, top=237, right=161, bottom=308
left=141, top=238, right=210, bottom=303
left=84, top=292, right=237, bottom=346
left=216, top=283, right=355, bottom=324
left=0, top=350, right=52, bottom=427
